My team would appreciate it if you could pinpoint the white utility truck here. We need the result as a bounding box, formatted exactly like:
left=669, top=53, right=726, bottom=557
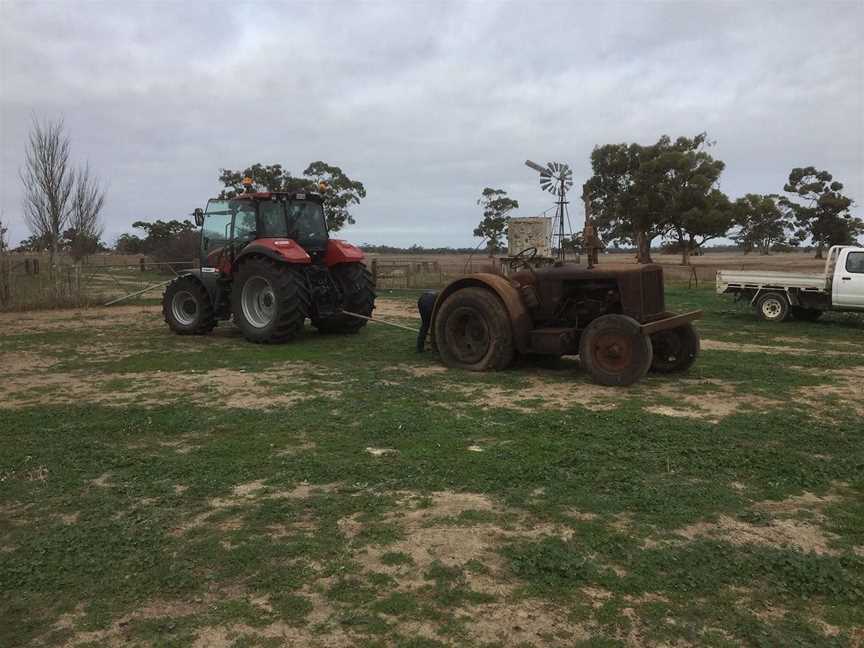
left=716, top=245, right=864, bottom=322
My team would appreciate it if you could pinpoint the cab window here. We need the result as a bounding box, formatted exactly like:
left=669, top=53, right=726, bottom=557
left=845, top=252, right=864, bottom=273
left=233, top=202, right=258, bottom=241
left=259, top=201, right=286, bottom=237
left=202, top=200, right=232, bottom=256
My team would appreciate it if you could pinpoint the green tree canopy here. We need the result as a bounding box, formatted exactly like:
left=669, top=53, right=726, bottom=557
left=779, top=167, right=862, bottom=258
left=131, top=219, right=197, bottom=260
left=732, top=194, right=792, bottom=255
left=473, top=187, right=519, bottom=255
left=218, top=161, right=366, bottom=232
left=650, top=134, right=730, bottom=265
left=585, top=133, right=731, bottom=264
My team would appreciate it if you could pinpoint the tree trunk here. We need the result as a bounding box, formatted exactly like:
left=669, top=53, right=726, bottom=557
left=635, top=229, right=653, bottom=264
left=814, top=242, right=824, bottom=260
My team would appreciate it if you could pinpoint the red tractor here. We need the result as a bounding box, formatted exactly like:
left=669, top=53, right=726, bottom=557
left=162, top=186, right=374, bottom=343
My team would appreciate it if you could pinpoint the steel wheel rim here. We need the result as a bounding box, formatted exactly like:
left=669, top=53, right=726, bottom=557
left=242, top=276, right=276, bottom=328
left=762, top=299, right=782, bottom=319
left=591, top=331, right=633, bottom=372
left=445, top=306, right=490, bottom=364
left=171, top=290, right=198, bottom=326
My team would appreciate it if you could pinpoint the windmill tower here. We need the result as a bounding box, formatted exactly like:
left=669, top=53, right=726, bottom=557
left=525, top=160, right=574, bottom=262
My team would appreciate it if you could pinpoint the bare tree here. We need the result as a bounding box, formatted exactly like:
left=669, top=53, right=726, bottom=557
left=19, top=117, right=75, bottom=267
left=67, top=163, right=106, bottom=261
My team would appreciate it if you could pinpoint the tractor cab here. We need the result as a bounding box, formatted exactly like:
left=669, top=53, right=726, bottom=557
left=195, top=191, right=329, bottom=272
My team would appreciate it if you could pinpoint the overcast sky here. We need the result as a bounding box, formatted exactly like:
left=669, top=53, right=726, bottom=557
left=1, top=1, right=862, bottom=248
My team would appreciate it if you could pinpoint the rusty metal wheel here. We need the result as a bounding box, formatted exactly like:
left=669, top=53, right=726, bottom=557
left=579, top=314, right=652, bottom=386
left=434, top=287, right=514, bottom=371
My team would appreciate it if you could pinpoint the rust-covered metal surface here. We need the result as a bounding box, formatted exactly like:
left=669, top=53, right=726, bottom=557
left=430, top=273, right=532, bottom=352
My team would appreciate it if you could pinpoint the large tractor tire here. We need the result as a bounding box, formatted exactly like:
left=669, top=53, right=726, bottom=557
left=579, top=314, right=653, bottom=386
left=649, top=323, right=700, bottom=374
left=755, top=292, right=790, bottom=322
left=434, top=287, right=514, bottom=371
left=231, top=257, right=310, bottom=343
left=162, top=275, right=216, bottom=335
left=313, top=262, right=375, bottom=334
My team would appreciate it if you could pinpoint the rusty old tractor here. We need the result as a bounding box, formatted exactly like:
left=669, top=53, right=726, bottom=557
left=162, top=186, right=374, bottom=343
left=429, top=252, right=702, bottom=386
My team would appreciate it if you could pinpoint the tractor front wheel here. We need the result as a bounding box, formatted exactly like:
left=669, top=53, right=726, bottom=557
left=579, top=314, right=652, bottom=386
left=162, top=275, right=216, bottom=335
left=434, top=287, right=514, bottom=371
left=231, top=258, right=309, bottom=343
left=650, top=323, right=700, bottom=373
left=313, top=262, right=376, bottom=334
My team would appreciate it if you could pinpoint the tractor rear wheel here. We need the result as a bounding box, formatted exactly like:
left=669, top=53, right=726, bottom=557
left=649, top=323, right=700, bottom=373
left=579, top=314, right=652, bottom=386
left=434, top=287, right=514, bottom=371
left=231, top=257, right=309, bottom=343
left=313, top=262, right=376, bottom=334
left=162, top=275, right=216, bottom=335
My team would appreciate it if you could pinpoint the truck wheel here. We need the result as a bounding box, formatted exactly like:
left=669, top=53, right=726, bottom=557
left=434, top=287, right=514, bottom=371
left=650, top=323, right=700, bottom=373
left=791, top=306, right=822, bottom=322
left=756, top=292, right=790, bottom=322
left=313, top=262, right=376, bottom=334
left=231, top=257, right=309, bottom=343
left=579, top=314, right=652, bottom=386
left=162, top=275, right=216, bottom=335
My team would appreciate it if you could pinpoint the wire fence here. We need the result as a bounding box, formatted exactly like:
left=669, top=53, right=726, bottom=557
left=0, top=255, right=195, bottom=312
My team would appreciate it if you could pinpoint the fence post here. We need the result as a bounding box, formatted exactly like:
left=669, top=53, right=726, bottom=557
left=140, top=257, right=145, bottom=273
left=25, top=259, right=31, bottom=275
left=371, top=258, right=378, bottom=286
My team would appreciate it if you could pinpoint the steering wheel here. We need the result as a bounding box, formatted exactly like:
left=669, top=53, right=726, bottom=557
left=509, top=246, right=538, bottom=272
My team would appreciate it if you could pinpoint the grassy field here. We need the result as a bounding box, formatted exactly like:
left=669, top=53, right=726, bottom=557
left=1, top=286, right=862, bottom=647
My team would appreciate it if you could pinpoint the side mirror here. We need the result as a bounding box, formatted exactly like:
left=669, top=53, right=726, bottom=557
left=193, top=208, right=204, bottom=227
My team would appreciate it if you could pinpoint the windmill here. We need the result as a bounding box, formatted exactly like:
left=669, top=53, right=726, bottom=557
left=525, top=160, right=574, bottom=262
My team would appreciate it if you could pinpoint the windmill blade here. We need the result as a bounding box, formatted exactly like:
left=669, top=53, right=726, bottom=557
left=525, top=160, right=546, bottom=173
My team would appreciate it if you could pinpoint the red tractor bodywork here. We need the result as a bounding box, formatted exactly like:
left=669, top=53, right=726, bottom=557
left=163, top=188, right=375, bottom=342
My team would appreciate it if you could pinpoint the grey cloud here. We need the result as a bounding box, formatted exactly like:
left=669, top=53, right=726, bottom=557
left=1, top=1, right=861, bottom=247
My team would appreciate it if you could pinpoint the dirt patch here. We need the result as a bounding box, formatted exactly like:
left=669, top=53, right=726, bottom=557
left=673, top=491, right=842, bottom=555
left=448, top=372, right=776, bottom=423
left=796, top=366, right=864, bottom=416
left=645, top=379, right=782, bottom=424
left=349, top=490, right=573, bottom=601
left=451, top=374, right=620, bottom=414
left=89, top=472, right=112, bottom=487
left=400, top=364, right=449, bottom=377
left=677, top=515, right=838, bottom=555
left=0, top=305, right=161, bottom=336
left=371, top=298, right=420, bottom=320
left=0, top=351, right=60, bottom=372
left=701, top=338, right=862, bottom=357
left=48, top=591, right=296, bottom=648
left=463, top=599, right=590, bottom=644
left=0, top=362, right=340, bottom=411
left=173, top=481, right=339, bottom=536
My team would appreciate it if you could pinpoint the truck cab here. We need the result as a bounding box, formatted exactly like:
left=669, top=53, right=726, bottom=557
left=827, top=246, right=864, bottom=309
